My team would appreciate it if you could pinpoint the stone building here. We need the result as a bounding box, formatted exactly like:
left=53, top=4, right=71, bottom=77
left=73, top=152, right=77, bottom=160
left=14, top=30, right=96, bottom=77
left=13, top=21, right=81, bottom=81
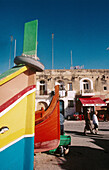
left=35, top=69, right=109, bottom=119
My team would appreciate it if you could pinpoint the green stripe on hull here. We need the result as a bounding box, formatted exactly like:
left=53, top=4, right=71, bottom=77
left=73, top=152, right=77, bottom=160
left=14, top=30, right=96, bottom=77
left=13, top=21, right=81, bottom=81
left=23, top=20, right=38, bottom=56
left=0, top=65, right=24, bottom=80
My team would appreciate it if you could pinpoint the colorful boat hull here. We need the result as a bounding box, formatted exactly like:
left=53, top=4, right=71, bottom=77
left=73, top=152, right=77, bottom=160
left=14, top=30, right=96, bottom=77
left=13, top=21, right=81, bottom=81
left=34, top=85, right=60, bottom=153
left=0, top=66, right=36, bottom=170
left=0, top=19, right=44, bottom=169
left=0, top=137, right=34, bottom=170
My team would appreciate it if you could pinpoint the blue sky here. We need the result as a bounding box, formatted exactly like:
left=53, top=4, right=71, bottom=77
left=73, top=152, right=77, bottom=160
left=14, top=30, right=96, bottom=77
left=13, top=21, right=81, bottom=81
left=0, top=0, right=109, bottom=74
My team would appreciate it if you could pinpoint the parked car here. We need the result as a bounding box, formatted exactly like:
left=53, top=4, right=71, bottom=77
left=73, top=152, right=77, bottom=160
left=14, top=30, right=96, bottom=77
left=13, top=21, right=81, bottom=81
left=98, top=114, right=104, bottom=121
left=67, top=112, right=84, bottom=120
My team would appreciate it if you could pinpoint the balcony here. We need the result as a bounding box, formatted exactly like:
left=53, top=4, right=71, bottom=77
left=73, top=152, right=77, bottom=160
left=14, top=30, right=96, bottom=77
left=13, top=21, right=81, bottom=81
left=81, top=89, right=95, bottom=96
left=40, top=90, right=47, bottom=95
left=36, top=90, right=49, bottom=99
left=59, top=90, right=66, bottom=97
left=67, top=91, right=76, bottom=98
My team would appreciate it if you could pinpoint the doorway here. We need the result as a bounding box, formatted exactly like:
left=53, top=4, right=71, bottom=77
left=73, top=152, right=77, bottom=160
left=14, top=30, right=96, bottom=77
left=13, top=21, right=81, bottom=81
left=59, top=100, right=64, bottom=116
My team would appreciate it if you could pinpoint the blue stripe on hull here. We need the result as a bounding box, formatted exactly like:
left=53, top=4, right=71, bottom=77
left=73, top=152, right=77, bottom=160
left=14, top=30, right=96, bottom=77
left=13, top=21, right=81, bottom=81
left=0, top=137, right=34, bottom=170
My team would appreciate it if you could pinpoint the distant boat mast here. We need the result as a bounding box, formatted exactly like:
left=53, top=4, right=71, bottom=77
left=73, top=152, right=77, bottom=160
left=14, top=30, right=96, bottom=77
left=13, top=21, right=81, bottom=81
left=14, top=39, right=16, bottom=66
left=52, top=33, right=54, bottom=69
left=70, top=50, right=73, bottom=69
left=71, top=50, right=72, bottom=67
left=9, top=35, right=13, bottom=69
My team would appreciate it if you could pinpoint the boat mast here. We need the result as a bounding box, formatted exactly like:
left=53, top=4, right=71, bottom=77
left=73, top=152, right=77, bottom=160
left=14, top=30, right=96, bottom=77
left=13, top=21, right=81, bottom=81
left=14, top=39, right=16, bottom=66
left=70, top=50, right=73, bottom=69
left=9, top=35, right=13, bottom=69
left=52, top=33, right=54, bottom=69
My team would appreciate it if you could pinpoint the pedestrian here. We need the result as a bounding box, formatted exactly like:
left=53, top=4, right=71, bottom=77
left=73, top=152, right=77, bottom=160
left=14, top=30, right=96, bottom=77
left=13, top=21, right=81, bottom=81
left=60, top=112, right=64, bottom=135
left=84, top=108, right=93, bottom=135
left=92, top=110, right=99, bottom=134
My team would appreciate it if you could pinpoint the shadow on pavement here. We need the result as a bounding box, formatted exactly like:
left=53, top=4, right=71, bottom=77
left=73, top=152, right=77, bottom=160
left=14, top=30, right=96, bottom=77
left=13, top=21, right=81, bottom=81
left=99, top=128, right=109, bottom=131
left=91, top=137, right=109, bottom=153
left=65, top=130, right=104, bottom=138
left=55, top=145, right=109, bottom=170
left=44, top=127, right=109, bottom=170
left=65, top=130, right=84, bottom=136
left=58, top=130, right=109, bottom=170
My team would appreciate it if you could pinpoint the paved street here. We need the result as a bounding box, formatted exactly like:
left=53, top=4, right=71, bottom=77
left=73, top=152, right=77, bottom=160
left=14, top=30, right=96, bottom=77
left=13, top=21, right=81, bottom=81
left=35, top=120, right=109, bottom=170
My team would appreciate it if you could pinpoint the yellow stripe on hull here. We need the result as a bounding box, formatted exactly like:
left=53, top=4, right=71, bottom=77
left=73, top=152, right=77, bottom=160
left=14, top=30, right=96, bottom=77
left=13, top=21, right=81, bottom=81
left=0, top=66, right=28, bottom=85
left=0, top=91, right=35, bottom=149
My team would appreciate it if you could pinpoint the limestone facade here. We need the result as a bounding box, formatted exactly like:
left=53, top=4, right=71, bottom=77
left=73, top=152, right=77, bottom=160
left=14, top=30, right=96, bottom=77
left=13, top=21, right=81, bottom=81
left=35, top=69, right=109, bottom=118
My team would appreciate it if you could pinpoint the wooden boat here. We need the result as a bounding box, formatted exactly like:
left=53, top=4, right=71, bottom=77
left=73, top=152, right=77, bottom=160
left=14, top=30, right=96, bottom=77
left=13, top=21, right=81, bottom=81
left=0, top=20, right=44, bottom=170
left=34, top=85, right=60, bottom=153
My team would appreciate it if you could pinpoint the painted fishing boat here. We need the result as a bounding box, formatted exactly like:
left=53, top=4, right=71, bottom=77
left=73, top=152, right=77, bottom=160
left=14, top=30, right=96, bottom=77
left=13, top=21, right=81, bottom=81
left=0, top=20, right=44, bottom=170
left=34, top=85, right=60, bottom=153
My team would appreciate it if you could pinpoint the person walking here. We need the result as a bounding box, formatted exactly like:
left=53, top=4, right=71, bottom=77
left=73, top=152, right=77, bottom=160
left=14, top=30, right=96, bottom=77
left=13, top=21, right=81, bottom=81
left=60, top=112, right=64, bottom=135
left=84, top=108, right=93, bottom=135
left=93, top=110, right=99, bottom=134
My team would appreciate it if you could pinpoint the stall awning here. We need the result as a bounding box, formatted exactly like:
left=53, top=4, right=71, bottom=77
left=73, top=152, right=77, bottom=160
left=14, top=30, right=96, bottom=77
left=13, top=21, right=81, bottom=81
left=79, top=97, right=107, bottom=106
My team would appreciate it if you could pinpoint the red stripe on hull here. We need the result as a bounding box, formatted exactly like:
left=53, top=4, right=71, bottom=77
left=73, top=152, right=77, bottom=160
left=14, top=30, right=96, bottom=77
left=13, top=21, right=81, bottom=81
left=0, top=85, right=36, bottom=113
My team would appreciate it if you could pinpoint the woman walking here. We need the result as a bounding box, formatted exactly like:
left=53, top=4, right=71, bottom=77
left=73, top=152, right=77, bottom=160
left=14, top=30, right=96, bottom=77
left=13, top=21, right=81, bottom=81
left=93, top=111, right=99, bottom=134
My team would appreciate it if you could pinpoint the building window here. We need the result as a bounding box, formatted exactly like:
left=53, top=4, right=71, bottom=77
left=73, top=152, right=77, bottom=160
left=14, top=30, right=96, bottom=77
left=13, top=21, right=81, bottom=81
left=104, top=86, right=107, bottom=91
left=68, top=83, right=73, bottom=91
left=68, top=100, right=74, bottom=107
left=82, top=79, right=93, bottom=93
left=80, top=78, right=93, bottom=95
left=40, top=80, right=45, bottom=84
left=40, top=80, right=47, bottom=95
left=83, top=80, right=89, bottom=90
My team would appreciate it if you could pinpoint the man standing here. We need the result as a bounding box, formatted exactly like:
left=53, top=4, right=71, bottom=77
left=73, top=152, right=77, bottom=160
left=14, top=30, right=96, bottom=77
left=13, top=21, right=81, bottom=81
left=60, top=112, right=64, bottom=135
left=84, top=108, right=93, bottom=135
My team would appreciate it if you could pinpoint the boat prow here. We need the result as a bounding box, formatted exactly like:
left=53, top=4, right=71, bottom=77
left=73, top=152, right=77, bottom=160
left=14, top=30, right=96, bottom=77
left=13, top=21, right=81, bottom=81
left=34, top=85, right=60, bottom=153
left=0, top=19, right=44, bottom=170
